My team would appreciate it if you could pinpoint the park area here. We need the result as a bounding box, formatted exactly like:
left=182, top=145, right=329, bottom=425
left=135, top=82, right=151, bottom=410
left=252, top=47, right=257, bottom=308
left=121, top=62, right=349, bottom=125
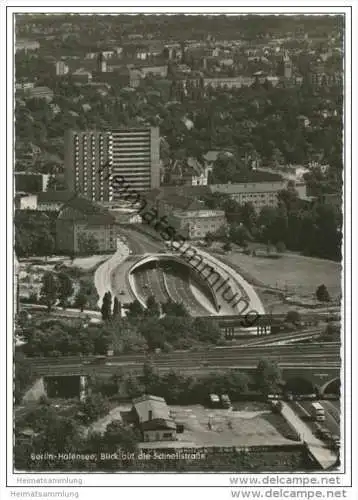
left=218, top=250, right=341, bottom=300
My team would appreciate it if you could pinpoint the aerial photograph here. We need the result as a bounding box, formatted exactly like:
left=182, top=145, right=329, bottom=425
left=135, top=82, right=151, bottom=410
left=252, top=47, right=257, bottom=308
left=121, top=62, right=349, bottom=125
left=13, top=13, right=343, bottom=473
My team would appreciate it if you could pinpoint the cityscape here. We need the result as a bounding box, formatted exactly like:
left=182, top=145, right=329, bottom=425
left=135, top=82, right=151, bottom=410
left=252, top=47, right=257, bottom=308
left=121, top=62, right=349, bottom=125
left=13, top=13, right=343, bottom=473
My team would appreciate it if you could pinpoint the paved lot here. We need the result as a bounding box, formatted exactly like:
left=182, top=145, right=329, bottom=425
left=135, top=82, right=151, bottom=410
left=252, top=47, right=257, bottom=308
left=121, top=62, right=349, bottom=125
left=169, top=405, right=294, bottom=447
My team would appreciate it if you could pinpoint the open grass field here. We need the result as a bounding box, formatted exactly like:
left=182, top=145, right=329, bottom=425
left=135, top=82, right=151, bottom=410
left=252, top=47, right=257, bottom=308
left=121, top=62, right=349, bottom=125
left=220, top=251, right=341, bottom=299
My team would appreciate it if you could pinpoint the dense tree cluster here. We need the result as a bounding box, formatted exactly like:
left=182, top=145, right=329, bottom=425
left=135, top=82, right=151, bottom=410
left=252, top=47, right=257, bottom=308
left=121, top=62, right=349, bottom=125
left=15, top=212, right=55, bottom=257
left=18, top=295, right=225, bottom=357
left=201, top=187, right=341, bottom=261
left=20, top=318, right=112, bottom=357
left=14, top=352, right=36, bottom=404
left=39, top=271, right=76, bottom=311
left=94, top=359, right=283, bottom=405
left=125, top=297, right=221, bottom=350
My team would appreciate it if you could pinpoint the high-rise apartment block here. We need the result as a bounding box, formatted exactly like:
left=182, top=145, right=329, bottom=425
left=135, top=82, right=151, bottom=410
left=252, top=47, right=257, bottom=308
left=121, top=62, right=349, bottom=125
left=64, top=127, right=160, bottom=202
left=110, top=127, right=160, bottom=197
left=64, top=130, right=113, bottom=202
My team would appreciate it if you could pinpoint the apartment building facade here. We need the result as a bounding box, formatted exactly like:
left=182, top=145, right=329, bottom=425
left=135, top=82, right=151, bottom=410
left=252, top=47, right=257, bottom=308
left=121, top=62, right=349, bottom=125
left=56, top=197, right=117, bottom=254
left=110, top=127, right=160, bottom=197
left=65, top=127, right=160, bottom=202
left=170, top=208, right=226, bottom=239
left=210, top=181, right=286, bottom=211
left=65, top=130, right=113, bottom=202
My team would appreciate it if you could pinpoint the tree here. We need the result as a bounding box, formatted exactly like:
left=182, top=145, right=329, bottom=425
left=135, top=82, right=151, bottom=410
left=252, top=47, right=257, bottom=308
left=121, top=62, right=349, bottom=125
left=77, top=232, right=99, bottom=255
left=240, top=203, right=257, bottom=232
left=80, top=393, right=110, bottom=424
left=139, top=318, right=167, bottom=350
left=145, top=295, right=161, bottom=317
left=74, top=291, right=87, bottom=312
left=229, top=224, right=251, bottom=247
left=285, top=310, right=301, bottom=326
left=316, top=284, right=331, bottom=302
left=325, top=321, right=340, bottom=339
left=223, top=241, right=232, bottom=252
left=103, top=420, right=140, bottom=452
left=57, top=272, right=74, bottom=309
left=14, top=352, right=35, bottom=404
left=140, top=360, right=160, bottom=392
left=112, top=297, right=121, bottom=318
left=204, top=232, right=214, bottom=247
left=126, top=300, right=145, bottom=319
left=192, top=317, right=221, bottom=344
left=275, top=241, right=286, bottom=253
left=40, top=272, right=58, bottom=312
left=162, top=300, right=189, bottom=317
left=101, top=291, right=112, bottom=320
left=255, top=359, right=283, bottom=395
left=15, top=211, right=54, bottom=257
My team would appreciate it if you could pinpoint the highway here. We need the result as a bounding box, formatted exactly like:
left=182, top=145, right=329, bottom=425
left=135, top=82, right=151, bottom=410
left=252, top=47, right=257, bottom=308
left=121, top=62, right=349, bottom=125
left=27, top=343, right=340, bottom=376
left=290, top=400, right=340, bottom=437
left=122, top=227, right=214, bottom=314
left=134, top=266, right=169, bottom=304
left=118, top=227, right=264, bottom=317
left=164, top=270, right=211, bottom=316
left=119, top=227, right=165, bottom=255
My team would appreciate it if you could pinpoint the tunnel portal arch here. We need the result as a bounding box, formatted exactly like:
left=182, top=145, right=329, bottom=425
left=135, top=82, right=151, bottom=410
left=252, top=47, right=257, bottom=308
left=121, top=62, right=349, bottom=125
left=321, top=377, right=340, bottom=396
left=284, top=377, right=316, bottom=395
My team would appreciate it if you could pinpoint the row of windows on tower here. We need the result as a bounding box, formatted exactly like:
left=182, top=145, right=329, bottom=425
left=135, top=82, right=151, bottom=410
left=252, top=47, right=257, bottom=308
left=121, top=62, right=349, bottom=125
left=73, top=138, right=113, bottom=147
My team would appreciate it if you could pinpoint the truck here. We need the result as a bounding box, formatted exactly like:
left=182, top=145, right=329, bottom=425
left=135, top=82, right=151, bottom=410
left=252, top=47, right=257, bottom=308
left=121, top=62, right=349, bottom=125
left=311, top=402, right=326, bottom=422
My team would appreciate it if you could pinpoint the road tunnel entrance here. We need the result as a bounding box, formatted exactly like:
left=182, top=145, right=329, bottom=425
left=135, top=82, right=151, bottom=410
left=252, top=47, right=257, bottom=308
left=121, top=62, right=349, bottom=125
left=284, top=377, right=316, bottom=396
left=322, top=377, right=340, bottom=397
left=45, top=376, right=81, bottom=398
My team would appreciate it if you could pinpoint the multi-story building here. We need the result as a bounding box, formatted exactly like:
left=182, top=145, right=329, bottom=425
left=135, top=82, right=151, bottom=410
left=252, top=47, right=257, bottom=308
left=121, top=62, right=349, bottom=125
left=56, top=197, right=117, bottom=254
left=203, top=76, right=254, bottom=89
left=25, top=86, right=54, bottom=102
left=65, top=127, right=160, bottom=201
left=169, top=207, right=226, bottom=240
left=145, top=187, right=225, bottom=239
left=55, top=61, right=69, bottom=76
left=210, top=181, right=286, bottom=211
left=37, top=191, right=75, bottom=212
left=15, top=193, right=38, bottom=210
left=15, top=39, right=40, bottom=53
left=64, top=130, right=113, bottom=202
left=110, top=127, right=160, bottom=196
left=15, top=172, right=49, bottom=193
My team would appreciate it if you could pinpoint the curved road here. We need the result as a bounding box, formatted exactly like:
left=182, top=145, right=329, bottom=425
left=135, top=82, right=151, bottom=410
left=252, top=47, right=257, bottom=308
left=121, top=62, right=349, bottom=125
left=121, top=227, right=213, bottom=314
left=164, top=271, right=211, bottom=316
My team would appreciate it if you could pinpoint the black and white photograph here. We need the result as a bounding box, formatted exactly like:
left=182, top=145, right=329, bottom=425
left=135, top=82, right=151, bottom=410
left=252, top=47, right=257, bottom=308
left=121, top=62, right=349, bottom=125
left=3, top=3, right=355, bottom=499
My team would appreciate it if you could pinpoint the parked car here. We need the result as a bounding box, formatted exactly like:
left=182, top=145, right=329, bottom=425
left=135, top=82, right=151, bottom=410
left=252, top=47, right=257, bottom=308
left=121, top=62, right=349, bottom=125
left=271, top=400, right=283, bottom=414
left=221, top=394, right=232, bottom=409
left=208, top=393, right=221, bottom=408
left=331, top=436, right=340, bottom=451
